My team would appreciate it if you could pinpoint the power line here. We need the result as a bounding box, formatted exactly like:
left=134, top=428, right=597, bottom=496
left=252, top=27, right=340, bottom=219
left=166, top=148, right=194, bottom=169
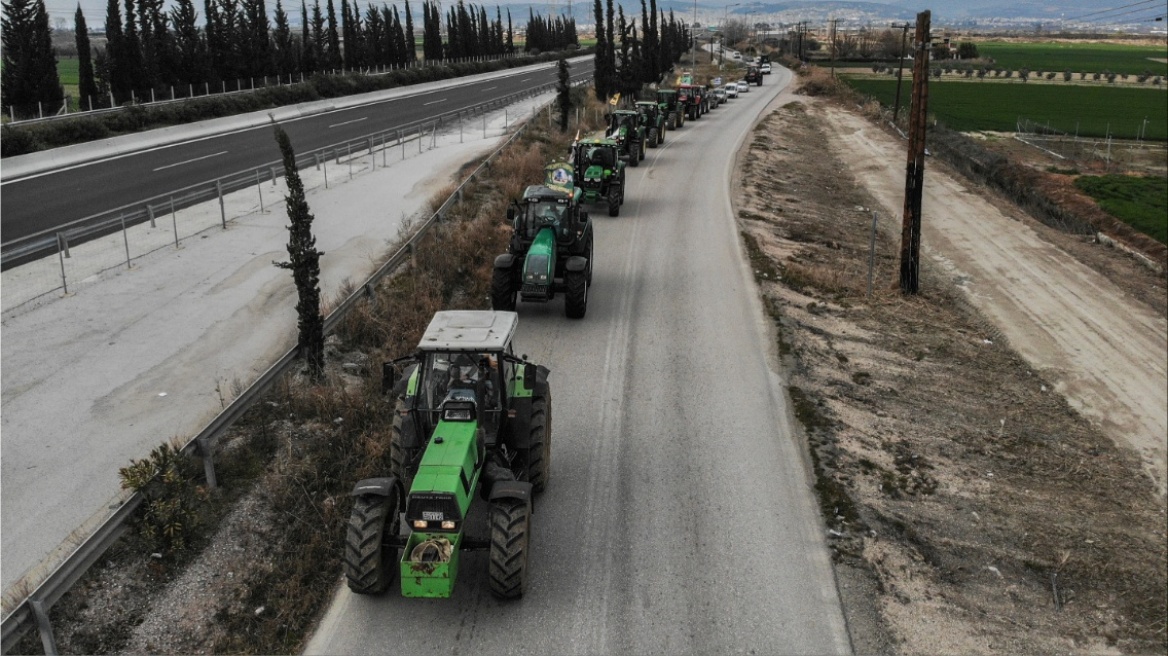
left=1092, top=6, right=1167, bottom=23
left=1065, top=0, right=1159, bottom=22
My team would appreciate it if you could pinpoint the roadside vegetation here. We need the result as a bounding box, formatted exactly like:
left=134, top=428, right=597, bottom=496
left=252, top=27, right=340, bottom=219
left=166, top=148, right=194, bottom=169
left=18, top=85, right=603, bottom=656
left=1075, top=174, right=1168, bottom=243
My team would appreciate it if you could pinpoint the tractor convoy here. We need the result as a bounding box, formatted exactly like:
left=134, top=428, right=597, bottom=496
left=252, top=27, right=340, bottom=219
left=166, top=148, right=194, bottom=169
left=344, top=61, right=759, bottom=601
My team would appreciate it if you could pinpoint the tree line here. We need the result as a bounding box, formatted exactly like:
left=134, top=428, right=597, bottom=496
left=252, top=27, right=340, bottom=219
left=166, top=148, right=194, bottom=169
left=591, top=0, right=689, bottom=102
left=1, top=0, right=579, bottom=117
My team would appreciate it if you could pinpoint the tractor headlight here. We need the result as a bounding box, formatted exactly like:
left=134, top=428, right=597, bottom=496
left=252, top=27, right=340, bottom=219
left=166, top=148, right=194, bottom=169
left=413, top=519, right=429, bottom=529
left=441, top=520, right=457, bottom=530
left=442, top=401, right=475, bottom=422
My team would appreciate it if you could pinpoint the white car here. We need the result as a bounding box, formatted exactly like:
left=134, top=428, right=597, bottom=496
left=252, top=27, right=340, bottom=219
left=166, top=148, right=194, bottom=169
left=736, top=80, right=750, bottom=93
left=724, top=83, right=739, bottom=99
left=731, top=52, right=742, bottom=60
left=761, top=63, right=772, bottom=75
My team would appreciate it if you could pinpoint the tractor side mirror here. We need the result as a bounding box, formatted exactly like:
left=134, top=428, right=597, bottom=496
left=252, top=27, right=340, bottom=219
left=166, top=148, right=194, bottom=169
left=381, top=362, right=396, bottom=395
left=507, top=205, right=516, bottom=222
left=604, top=112, right=612, bottom=121
left=523, top=363, right=537, bottom=390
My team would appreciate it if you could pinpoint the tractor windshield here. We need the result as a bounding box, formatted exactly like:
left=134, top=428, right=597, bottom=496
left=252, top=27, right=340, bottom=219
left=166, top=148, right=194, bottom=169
left=417, top=351, right=503, bottom=428
left=520, top=199, right=566, bottom=236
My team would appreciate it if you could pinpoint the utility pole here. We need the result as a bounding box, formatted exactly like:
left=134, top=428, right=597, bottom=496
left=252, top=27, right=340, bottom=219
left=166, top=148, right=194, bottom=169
left=899, top=10, right=930, bottom=294
left=691, top=0, right=698, bottom=71
left=829, top=18, right=838, bottom=77
left=891, top=22, right=911, bottom=125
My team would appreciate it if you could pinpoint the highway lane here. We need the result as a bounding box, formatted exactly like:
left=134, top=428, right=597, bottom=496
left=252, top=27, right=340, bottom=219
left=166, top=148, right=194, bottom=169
left=0, top=60, right=593, bottom=244
left=308, top=68, right=852, bottom=654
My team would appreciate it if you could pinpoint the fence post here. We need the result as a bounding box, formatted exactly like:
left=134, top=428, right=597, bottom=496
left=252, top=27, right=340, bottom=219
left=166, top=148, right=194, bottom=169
left=483, top=114, right=486, bottom=138
left=323, top=157, right=329, bottom=188
left=867, top=212, right=878, bottom=299
left=401, top=130, right=405, bottom=159
left=217, top=181, right=227, bottom=228
left=171, top=197, right=179, bottom=248
left=197, top=435, right=219, bottom=489
left=151, top=88, right=155, bottom=103
left=38, top=101, right=43, bottom=119
left=271, top=166, right=278, bottom=186
left=315, top=153, right=321, bottom=171
left=147, top=204, right=157, bottom=228
left=57, top=233, right=69, bottom=295
left=29, top=599, right=59, bottom=656
left=121, top=215, right=132, bottom=269
left=348, top=143, right=353, bottom=179
left=256, top=169, right=265, bottom=212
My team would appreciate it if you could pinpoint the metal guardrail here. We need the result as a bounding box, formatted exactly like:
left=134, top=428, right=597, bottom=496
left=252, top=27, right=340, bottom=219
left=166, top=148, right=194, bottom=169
left=0, top=78, right=588, bottom=654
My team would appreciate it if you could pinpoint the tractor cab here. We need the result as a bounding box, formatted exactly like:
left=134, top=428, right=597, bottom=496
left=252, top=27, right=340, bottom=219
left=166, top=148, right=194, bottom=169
left=350, top=311, right=551, bottom=600
left=656, top=89, right=684, bottom=129
left=604, top=110, right=645, bottom=166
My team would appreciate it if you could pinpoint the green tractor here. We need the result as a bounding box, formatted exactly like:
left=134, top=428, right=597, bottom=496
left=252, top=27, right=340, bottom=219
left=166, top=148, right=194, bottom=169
left=605, top=109, right=646, bottom=166
left=656, top=89, right=685, bottom=130
left=344, top=310, right=551, bottom=600
left=491, top=163, right=594, bottom=318
left=635, top=100, right=666, bottom=148
left=571, top=137, right=626, bottom=218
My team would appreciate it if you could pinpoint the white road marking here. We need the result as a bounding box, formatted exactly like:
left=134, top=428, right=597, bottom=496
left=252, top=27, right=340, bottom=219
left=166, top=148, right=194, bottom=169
left=424, top=98, right=446, bottom=106
left=481, top=86, right=497, bottom=91
left=520, top=78, right=531, bottom=82
left=328, top=116, right=368, bottom=128
left=151, top=150, right=228, bottom=172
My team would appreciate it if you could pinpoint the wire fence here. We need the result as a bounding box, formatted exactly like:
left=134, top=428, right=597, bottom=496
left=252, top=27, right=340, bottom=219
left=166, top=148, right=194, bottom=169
left=1013, top=116, right=1168, bottom=172
left=0, top=80, right=582, bottom=316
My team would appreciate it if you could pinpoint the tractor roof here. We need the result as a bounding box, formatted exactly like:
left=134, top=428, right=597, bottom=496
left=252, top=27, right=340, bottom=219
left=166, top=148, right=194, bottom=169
left=635, top=101, right=656, bottom=106
left=612, top=109, right=638, bottom=115
left=577, top=137, right=619, bottom=147
left=418, top=311, right=517, bottom=352
left=522, top=184, right=573, bottom=201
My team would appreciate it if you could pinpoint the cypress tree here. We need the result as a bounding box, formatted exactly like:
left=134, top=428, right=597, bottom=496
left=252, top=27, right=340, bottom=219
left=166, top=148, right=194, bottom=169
left=271, top=121, right=325, bottom=381
left=403, top=0, right=415, bottom=61
left=273, top=0, right=295, bottom=75
left=2, top=0, right=63, bottom=115
left=556, top=56, right=570, bottom=132
left=506, top=8, right=512, bottom=54
left=75, top=5, right=99, bottom=107
left=591, top=0, right=605, bottom=99
left=325, top=0, right=341, bottom=69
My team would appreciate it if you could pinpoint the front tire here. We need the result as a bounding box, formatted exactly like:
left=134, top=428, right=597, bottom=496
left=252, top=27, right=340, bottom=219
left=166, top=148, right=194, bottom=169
left=491, top=266, right=517, bottom=311
left=629, top=146, right=639, bottom=167
left=607, top=185, right=621, bottom=217
left=525, top=393, right=551, bottom=489
left=647, top=128, right=658, bottom=148
left=488, top=500, right=531, bottom=599
left=344, top=493, right=400, bottom=595
left=638, top=139, right=646, bottom=160
left=565, top=270, right=588, bottom=319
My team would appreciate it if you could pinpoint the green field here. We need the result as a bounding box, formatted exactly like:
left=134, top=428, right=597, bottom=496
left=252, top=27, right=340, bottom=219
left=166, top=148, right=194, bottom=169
left=976, top=42, right=1168, bottom=77
left=1075, top=174, right=1167, bottom=243
left=843, top=77, right=1167, bottom=140
left=57, top=56, right=79, bottom=86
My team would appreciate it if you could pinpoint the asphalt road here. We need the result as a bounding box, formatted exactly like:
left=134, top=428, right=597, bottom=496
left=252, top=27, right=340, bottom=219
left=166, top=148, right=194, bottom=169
left=0, top=60, right=591, bottom=244
left=307, top=69, right=853, bottom=655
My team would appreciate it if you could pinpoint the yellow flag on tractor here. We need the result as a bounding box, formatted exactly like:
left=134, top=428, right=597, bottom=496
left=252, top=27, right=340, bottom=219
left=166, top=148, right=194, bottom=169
left=609, top=93, right=620, bottom=106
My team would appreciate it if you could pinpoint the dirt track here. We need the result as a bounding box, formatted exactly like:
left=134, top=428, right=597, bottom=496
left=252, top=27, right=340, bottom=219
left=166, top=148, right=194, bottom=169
left=821, top=106, right=1168, bottom=496
left=736, top=78, right=1166, bottom=654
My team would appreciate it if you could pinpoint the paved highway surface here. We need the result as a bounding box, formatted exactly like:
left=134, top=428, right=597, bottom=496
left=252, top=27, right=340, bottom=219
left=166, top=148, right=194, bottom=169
left=307, top=68, right=853, bottom=654
left=0, top=60, right=592, bottom=244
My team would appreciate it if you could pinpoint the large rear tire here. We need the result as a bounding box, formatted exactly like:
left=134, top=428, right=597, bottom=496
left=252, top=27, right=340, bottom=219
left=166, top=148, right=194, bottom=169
left=647, top=128, right=658, bottom=148
left=344, top=493, right=400, bottom=595
left=491, top=266, right=517, bottom=311
left=525, top=393, right=551, bottom=489
left=564, top=270, right=588, bottom=319
left=607, top=186, right=620, bottom=217
left=638, top=138, right=646, bottom=161
left=488, top=500, right=531, bottom=599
